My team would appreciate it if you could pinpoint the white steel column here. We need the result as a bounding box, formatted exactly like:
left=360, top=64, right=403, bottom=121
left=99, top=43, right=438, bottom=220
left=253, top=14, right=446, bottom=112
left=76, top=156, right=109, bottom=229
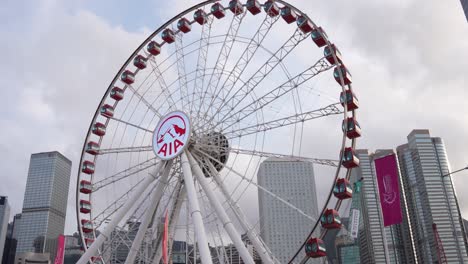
left=152, top=185, right=186, bottom=264
left=187, top=152, right=255, bottom=264
left=125, top=160, right=173, bottom=264
left=205, top=161, right=275, bottom=264
left=181, top=151, right=213, bottom=264
left=77, top=161, right=165, bottom=264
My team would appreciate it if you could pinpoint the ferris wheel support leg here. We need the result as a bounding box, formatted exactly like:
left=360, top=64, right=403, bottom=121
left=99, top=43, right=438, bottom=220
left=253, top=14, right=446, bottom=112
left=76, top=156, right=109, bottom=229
left=181, top=151, right=213, bottom=264
left=205, top=161, right=276, bottom=264
left=125, top=160, right=173, bottom=264
left=151, top=184, right=186, bottom=264
left=76, top=161, right=166, bottom=264
left=187, top=152, right=256, bottom=264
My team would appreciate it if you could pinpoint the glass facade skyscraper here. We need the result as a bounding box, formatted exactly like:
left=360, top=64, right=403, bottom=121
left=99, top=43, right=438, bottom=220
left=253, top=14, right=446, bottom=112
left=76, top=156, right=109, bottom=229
left=397, top=130, right=468, bottom=263
left=15, top=151, right=72, bottom=261
left=257, top=158, right=319, bottom=263
left=0, top=196, right=10, bottom=261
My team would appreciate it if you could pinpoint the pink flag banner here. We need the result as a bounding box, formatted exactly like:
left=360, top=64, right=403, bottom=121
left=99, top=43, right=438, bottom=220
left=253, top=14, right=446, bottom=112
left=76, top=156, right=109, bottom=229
left=374, top=154, right=402, bottom=226
left=54, top=234, right=65, bottom=264
left=162, top=210, right=169, bottom=264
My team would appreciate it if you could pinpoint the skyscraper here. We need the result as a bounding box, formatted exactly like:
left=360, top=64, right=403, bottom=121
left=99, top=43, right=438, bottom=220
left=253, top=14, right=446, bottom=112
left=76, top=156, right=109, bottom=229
left=397, top=129, right=468, bottom=263
left=257, top=158, right=319, bottom=263
left=0, top=196, right=10, bottom=261
left=15, top=151, right=72, bottom=261
left=461, top=0, right=468, bottom=21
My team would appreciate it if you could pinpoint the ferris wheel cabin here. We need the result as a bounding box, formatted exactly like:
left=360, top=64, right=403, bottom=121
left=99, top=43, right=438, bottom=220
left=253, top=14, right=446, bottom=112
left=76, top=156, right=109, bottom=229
left=147, top=41, right=161, bottom=56
left=342, top=147, right=360, bottom=168
left=85, top=141, right=99, bottom=155
left=194, top=9, right=208, bottom=24
left=264, top=1, right=280, bottom=17
left=84, top=237, right=94, bottom=247
left=321, top=209, right=342, bottom=229
left=133, top=55, right=147, bottom=69
left=100, top=104, right=114, bottom=118
left=342, top=117, right=361, bottom=139
left=91, top=257, right=103, bottom=264
left=211, top=3, right=226, bottom=19
left=110, top=87, right=124, bottom=101
left=80, top=200, right=91, bottom=214
left=333, top=65, right=352, bottom=85
left=81, top=219, right=93, bottom=233
left=229, top=0, right=244, bottom=15
left=281, top=6, right=298, bottom=24
left=79, top=180, right=92, bottom=194
left=81, top=161, right=95, bottom=175
left=246, top=0, right=261, bottom=15
left=297, top=16, right=314, bottom=33
left=161, top=28, right=175, bottom=43
left=311, top=27, right=328, bottom=47
left=177, top=18, right=192, bottom=33
left=305, top=238, right=326, bottom=258
left=92, top=122, right=106, bottom=136
left=340, top=90, right=359, bottom=111
left=121, top=70, right=135, bottom=85
left=324, top=44, right=343, bottom=65
left=333, top=178, right=353, bottom=200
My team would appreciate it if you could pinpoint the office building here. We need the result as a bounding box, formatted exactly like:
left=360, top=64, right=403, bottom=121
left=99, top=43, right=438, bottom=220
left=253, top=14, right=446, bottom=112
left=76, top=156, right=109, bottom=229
left=0, top=196, right=10, bottom=261
left=15, top=151, right=72, bottom=262
left=2, top=214, right=22, bottom=264
left=397, top=130, right=468, bottom=263
left=64, top=233, right=82, bottom=264
left=461, top=0, right=468, bottom=21
left=257, top=158, right=319, bottom=263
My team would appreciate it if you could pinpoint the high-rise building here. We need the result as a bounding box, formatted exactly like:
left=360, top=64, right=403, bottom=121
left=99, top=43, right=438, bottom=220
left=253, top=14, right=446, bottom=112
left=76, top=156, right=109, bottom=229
left=0, top=196, right=10, bottom=261
left=397, top=130, right=468, bottom=263
left=2, top=213, right=22, bottom=264
left=257, top=158, right=319, bottom=263
left=461, top=0, right=468, bottom=22
left=15, top=151, right=72, bottom=262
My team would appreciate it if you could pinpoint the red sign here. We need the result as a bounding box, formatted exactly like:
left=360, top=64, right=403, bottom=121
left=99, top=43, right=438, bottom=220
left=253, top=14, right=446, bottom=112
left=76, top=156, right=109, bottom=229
left=153, top=111, right=191, bottom=160
left=162, top=210, right=169, bottom=264
left=374, top=154, right=402, bottom=226
left=54, top=234, right=65, bottom=264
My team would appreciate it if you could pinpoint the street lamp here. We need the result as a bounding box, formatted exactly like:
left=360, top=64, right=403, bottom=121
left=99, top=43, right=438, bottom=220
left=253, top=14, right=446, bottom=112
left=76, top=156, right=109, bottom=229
left=442, top=165, right=468, bottom=177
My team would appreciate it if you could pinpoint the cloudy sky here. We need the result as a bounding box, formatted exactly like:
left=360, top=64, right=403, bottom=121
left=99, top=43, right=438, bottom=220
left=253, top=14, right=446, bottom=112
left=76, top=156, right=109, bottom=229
left=0, top=0, right=467, bottom=236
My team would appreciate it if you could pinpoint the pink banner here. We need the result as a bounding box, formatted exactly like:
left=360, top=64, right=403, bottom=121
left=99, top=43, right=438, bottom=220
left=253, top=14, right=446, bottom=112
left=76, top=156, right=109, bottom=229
left=54, top=234, right=65, bottom=264
left=162, top=210, right=169, bottom=264
left=374, top=154, right=402, bottom=226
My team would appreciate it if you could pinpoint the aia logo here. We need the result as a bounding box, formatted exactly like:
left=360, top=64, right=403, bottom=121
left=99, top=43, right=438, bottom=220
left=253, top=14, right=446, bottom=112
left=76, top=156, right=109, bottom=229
left=152, top=111, right=191, bottom=160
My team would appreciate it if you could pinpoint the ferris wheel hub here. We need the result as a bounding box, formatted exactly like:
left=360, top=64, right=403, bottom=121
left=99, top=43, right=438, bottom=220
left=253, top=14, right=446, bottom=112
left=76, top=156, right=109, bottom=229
left=152, top=110, right=192, bottom=160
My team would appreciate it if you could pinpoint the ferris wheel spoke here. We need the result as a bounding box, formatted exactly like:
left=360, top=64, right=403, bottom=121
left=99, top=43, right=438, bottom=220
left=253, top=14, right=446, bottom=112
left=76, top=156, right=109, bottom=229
left=215, top=57, right=333, bottom=132
left=92, top=177, right=146, bottom=229
left=93, top=158, right=159, bottom=191
left=187, top=151, right=256, bottom=264
left=196, top=11, right=246, bottom=123
left=196, top=154, right=277, bottom=264
left=206, top=28, right=312, bottom=133
left=195, top=149, right=318, bottom=223
left=190, top=17, right=213, bottom=116
left=126, top=84, right=162, bottom=118
left=97, top=145, right=153, bottom=155
left=77, top=162, right=165, bottom=264
left=201, top=13, right=280, bottom=128
left=221, top=103, right=342, bottom=139
left=147, top=57, right=178, bottom=110
left=108, top=116, right=154, bottom=134
left=173, top=29, right=190, bottom=113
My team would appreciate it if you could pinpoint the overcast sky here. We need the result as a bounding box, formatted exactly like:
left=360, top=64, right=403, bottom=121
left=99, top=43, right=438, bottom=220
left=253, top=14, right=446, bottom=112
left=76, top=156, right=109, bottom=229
left=0, top=0, right=467, bottom=235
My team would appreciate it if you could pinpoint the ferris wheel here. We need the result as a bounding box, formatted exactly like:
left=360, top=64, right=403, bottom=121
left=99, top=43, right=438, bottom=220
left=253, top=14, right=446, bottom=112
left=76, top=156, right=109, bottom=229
left=76, top=0, right=360, bottom=263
